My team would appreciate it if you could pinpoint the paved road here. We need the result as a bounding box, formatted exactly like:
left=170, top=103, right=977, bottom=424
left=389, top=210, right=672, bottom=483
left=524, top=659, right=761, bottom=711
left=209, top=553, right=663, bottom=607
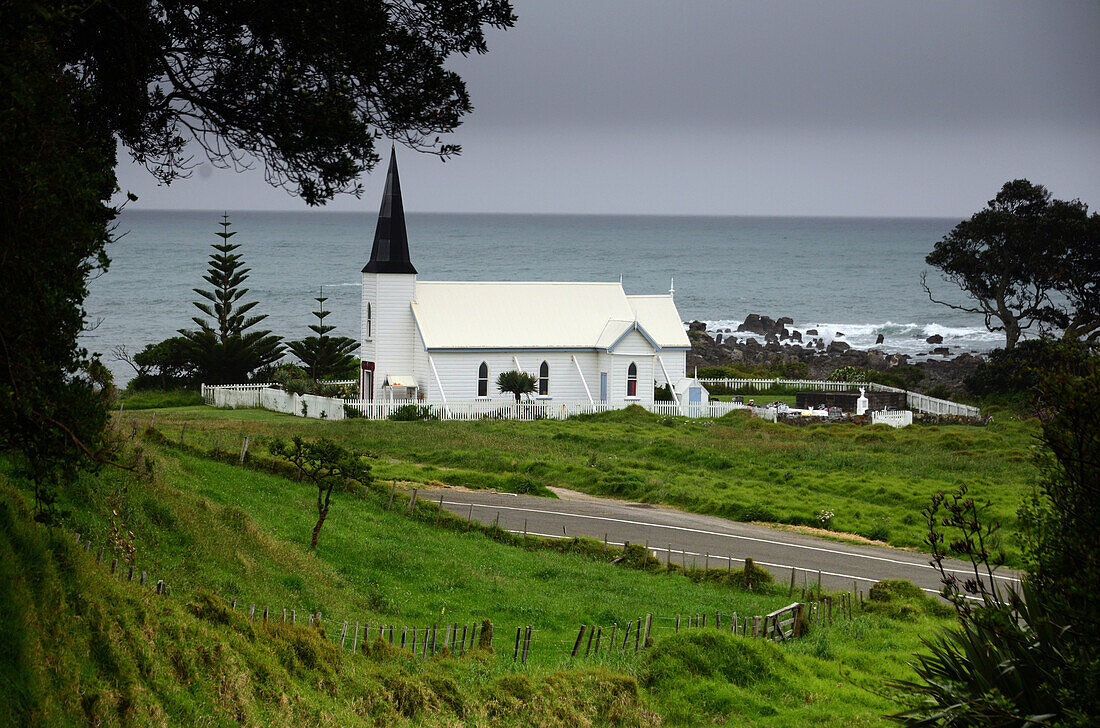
left=417, top=487, right=1020, bottom=597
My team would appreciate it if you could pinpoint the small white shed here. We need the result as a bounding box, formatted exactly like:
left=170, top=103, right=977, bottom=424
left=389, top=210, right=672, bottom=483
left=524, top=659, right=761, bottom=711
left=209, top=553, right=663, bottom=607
left=673, top=377, right=710, bottom=406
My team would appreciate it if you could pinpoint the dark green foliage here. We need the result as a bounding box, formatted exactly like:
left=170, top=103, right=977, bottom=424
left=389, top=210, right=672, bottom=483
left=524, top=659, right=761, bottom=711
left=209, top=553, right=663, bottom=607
left=827, top=366, right=870, bottom=383
left=654, top=383, right=674, bottom=402
left=269, top=436, right=372, bottom=548
left=124, top=336, right=197, bottom=390
left=696, top=361, right=810, bottom=379
left=889, top=584, right=1082, bottom=725
left=1018, top=357, right=1100, bottom=716
left=0, top=0, right=117, bottom=513
left=53, top=0, right=516, bottom=204
left=287, top=287, right=359, bottom=380
left=495, top=370, right=536, bottom=402
left=388, top=404, right=439, bottom=421
left=964, top=338, right=1096, bottom=406
left=923, top=179, right=1099, bottom=350
left=180, top=216, right=284, bottom=384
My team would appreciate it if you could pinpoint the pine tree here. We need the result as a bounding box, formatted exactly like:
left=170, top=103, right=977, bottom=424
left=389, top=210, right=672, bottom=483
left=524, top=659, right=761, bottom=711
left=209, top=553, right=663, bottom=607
left=287, top=287, right=359, bottom=380
left=180, top=215, right=283, bottom=383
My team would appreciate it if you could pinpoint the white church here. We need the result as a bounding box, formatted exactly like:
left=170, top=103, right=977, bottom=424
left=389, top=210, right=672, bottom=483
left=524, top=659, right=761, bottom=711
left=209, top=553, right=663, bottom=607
left=359, top=150, right=707, bottom=408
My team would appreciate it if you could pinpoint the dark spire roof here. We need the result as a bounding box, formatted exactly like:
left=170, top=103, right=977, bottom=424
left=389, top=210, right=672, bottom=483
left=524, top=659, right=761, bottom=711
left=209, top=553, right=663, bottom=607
left=363, top=147, right=417, bottom=274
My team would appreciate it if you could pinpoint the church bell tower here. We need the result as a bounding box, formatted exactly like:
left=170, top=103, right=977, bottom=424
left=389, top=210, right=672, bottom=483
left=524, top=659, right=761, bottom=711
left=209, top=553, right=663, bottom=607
left=361, top=147, right=417, bottom=400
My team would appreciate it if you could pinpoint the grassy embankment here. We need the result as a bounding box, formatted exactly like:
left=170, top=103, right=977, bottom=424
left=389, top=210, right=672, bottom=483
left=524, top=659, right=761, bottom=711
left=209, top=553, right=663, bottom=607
left=130, top=401, right=1038, bottom=564
left=1, top=426, right=955, bottom=727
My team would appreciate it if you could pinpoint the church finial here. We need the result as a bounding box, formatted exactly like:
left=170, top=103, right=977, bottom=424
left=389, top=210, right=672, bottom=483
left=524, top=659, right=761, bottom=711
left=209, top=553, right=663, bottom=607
left=669, top=277, right=675, bottom=297
left=363, top=147, right=417, bottom=274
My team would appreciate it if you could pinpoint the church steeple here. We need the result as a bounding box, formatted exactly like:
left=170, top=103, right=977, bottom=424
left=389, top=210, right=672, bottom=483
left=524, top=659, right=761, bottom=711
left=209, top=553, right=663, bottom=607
left=363, top=147, right=417, bottom=274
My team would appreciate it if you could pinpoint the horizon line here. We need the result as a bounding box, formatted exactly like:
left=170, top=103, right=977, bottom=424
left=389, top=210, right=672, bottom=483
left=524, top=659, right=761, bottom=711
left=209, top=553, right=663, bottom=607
left=120, top=207, right=964, bottom=221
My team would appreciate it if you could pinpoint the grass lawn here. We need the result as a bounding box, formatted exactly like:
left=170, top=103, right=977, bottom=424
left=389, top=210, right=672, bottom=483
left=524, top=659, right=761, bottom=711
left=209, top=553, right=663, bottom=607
left=2, top=434, right=957, bottom=727
left=127, top=401, right=1039, bottom=565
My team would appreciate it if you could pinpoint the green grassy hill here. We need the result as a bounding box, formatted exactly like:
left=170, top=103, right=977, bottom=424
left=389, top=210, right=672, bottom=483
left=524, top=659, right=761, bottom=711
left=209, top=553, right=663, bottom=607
left=1, top=422, right=956, bottom=726
left=131, top=402, right=1038, bottom=563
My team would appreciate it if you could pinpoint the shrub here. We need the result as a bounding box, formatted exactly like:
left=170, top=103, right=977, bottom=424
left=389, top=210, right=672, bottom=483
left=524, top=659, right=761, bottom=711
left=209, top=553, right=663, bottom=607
left=388, top=404, right=438, bottom=421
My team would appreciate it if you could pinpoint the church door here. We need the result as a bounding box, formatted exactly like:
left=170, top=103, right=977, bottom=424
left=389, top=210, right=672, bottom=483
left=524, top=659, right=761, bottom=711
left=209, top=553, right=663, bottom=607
left=600, top=372, right=608, bottom=402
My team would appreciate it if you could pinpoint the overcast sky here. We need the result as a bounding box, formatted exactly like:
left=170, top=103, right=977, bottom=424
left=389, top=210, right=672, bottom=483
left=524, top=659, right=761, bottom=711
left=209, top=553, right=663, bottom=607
left=116, top=0, right=1099, bottom=217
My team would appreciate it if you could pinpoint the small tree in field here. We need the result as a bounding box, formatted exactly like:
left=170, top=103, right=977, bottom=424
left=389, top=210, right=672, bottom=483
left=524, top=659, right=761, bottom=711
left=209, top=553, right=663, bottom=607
left=270, top=436, right=372, bottom=549
left=496, top=370, right=536, bottom=402
left=287, top=287, right=359, bottom=380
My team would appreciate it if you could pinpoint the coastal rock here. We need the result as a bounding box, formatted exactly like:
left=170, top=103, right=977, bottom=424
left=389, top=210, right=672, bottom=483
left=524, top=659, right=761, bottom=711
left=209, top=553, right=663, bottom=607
left=827, top=341, right=851, bottom=354
left=875, top=333, right=884, bottom=345
left=689, top=320, right=707, bottom=332
left=715, top=333, right=723, bottom=345
left=933, top=347, right=950, bottom=355
left=926, top=334, right=943, bottom=344
left=736, top=313, right=793, bottom=338
left=777, top=317, right=794, bottom=327
left=805, top=329, right=818, bottom=336
left=835, top=331, right=845, bottom=338
left=788, top=329, right=803, bottom=343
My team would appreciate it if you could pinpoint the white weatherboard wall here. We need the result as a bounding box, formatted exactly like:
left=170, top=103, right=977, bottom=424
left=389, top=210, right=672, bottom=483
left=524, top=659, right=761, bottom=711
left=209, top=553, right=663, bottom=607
left=427, top=351, right=600, bottom=403
left=362, top=272, right=417, bottom=400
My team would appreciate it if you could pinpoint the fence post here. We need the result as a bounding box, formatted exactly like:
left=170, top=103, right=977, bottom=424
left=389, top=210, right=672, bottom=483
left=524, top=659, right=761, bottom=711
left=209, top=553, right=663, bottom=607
left=675, top=614, right=680, bottom=632
left=643, top=613, right=653, bottom=647
left=408, top=488, right=418, bottom=514
left=570, top=625, right=586, bottom=658
left=621, top=620, right=632, bottom=650
left=522, top=626, right=532, bottom=664
left=584, top=625, right=595, bottom=657
left=341, top=621, right=348, bottom=648
left=594, top=626, right=602, bottom=653
left=180, top=423, right=187, bottom=446
left=403, top=626, right=409, bottom=649
left=249, top=604, right=255, bottom=622
left=789, top=567, right=796, bottom=597
left=515, top=626, right=523, bottom=662
left=127, top=565, right=134, bottom=582
left=353, top=622, right=359, bottom=652
left=436, top=495, right=444, bottom=524
left=263, top=606, right=269, bottom=622
left=239, top=435, right=249, bottom=465
left=388, top=480, right=397, bottom=508
left=291, top=609, right=296, bottom=624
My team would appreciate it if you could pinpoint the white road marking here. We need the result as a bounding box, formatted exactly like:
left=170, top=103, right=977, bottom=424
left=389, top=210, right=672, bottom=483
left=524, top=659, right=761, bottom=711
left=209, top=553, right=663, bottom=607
left=446, top=497, right=1021, bottom=584
left=518, top=530, right=951, bottom=596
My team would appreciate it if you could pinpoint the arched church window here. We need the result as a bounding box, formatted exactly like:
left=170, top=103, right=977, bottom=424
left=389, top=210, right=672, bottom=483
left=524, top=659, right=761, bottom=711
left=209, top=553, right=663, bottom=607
left=366, top=302, right=372, bottom=339
left=539, top=361, right=549, bottom=395
left=478, top=362, right=489, bottom=397
left=627, top=362, right=638, bottom=397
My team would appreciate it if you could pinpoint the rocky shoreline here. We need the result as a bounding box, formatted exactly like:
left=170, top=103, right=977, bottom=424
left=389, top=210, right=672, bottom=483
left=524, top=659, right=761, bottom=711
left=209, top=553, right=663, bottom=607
left=686, top=314, right=985, bottom=395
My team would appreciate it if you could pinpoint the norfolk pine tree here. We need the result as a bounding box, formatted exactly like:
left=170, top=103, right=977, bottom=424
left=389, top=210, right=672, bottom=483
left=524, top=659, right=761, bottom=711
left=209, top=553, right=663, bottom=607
left=180, top=216, right=283, bottom=383
left=287, top=288, right=359, bottom=380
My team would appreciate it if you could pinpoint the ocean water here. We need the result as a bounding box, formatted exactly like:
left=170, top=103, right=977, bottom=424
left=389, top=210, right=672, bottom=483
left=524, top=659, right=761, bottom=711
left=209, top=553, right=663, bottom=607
left=85, top=210, right=999, bottom=384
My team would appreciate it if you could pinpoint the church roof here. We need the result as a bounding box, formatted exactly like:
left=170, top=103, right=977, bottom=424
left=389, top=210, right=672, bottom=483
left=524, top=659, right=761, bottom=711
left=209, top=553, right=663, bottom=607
left=363, top=148, right=417, bottom=274
left=410, top=282, right=690, bottom=351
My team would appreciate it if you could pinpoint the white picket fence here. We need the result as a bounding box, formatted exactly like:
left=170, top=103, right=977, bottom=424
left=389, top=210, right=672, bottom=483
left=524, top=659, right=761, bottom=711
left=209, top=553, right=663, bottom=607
left=699, top=378, right=981, bottom=418
left=201, top=384, right=747, bottom=422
